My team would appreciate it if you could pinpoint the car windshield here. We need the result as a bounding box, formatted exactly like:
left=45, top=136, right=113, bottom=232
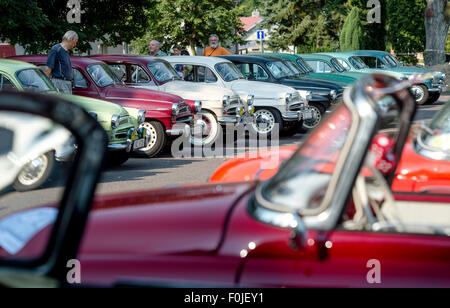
left=330, top=58, right=346, bottom=73
left=148, top=61, right=181, bottom=82
left=87, top=64, right=121, bottom=87
left=284, top=60, right=305, bottom=76
left=420, top=103, right=450, bottom=152
left=266, top=61, right=296, bottom=79
left=296, top=58, right=314, bottom=73
left=16, top=69, right=56, bottom=93
left=215, top=62, right=244, bottom=82
left=349, top=56, right=369, bottom=70
left=260, top=103, right=353, bottom=214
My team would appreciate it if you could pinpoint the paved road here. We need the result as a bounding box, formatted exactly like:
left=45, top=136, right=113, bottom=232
left=0, top=94, right=448, bottom=216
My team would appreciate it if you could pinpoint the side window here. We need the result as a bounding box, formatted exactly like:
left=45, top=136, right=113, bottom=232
left=252, top=64, right=269, bottom=80
left=0, top=73, right=18, bottom=91
left=359, top=56, right=377, bottom=68
left=197, top=66, right=217, bottom=83
left=109, top=64, right=127, bottom=81
left=306, top=60, right=333, bottom=73
left=236, top=63, right=251, bottom=79
left=174, top=64, right=195, bottom=82
left=73, top=69, right=89, bottom=88
left=337, top=59, right=351, bottom=70
left=130, top=65, right=151, bottom=83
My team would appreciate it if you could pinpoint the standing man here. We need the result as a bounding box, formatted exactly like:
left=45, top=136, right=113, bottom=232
left=172, top=45, right=182, bottom=56
left=148, top=40, right=167, bottom=57
left=203, top=34, right=231, bottom=57
left=44, top=30, right=78, bottom=94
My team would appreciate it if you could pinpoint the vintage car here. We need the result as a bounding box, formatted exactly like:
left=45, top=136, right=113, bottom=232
left=219, top=54, right=341, bottom=129
left=90, top=54, right=253, bottom=145
left=209, top=101, right=450, bottom=194
left=0, top=59, right=148, bottom=190
left=163, top=56, right=308, bottom=136
left=0, top=74, right=449, bottom=288
left=10, top=55, right=194, bottom=158
left=342, top=50, right=447, bottom=105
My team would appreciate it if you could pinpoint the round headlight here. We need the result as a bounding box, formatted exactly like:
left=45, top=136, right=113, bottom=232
left=222, top=95, right=231, bottom=108
left=111, top=114, right=120, bottom=129
left=194, top=100, right=202, bottom=113
left=247, top=94, right=255, bottom=106
left=330, top=90, right=337, bottom=100
left=306, top=91, right=312, bottom=101
left=285, top=93, right=293, bottom=103
left=172, top=103, right=180, bottom=116
left=137, top=110, right=146, bottom=124
left=89, top=112, right=98, bottom=121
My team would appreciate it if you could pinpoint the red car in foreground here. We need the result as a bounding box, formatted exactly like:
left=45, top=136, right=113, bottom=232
left=209, top=102, right=450, bottom=194
left=0, top=74, right=449, bottom=288
left=10, top=55, right=196, bottom=157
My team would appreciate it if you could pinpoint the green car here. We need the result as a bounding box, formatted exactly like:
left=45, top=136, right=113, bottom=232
left=0, top=59, right=147, bottom=190
left=339, top=50, right=447, bottom=105
left=259, top=53, right=354, bottom=87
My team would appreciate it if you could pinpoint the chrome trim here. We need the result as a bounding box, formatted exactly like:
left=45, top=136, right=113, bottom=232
left=172, top=103, right=180, bottom=116
left=137, top=110, right=146, bottom=124
left=282, top=111, right=301, bottom=121
left=166, top=128, right=186, bottom=136
left=194, top=100, right=202, bottom=113
left=111, top=114, right=120, bottom=129
left=108, top=139, right=132, bottom=152
left=415, top=133, right=450, bottom=161
left=218, top=117, right=238, bottom=124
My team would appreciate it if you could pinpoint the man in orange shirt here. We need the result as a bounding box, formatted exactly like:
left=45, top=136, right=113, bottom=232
left=203, top=34, right=231, bottom=57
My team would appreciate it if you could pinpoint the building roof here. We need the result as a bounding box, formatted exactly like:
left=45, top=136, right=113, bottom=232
left=240, top=17, right=263, bottom=32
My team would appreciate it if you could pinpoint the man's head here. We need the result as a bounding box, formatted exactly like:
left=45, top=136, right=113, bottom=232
left=62, top=30, right=78, bottom=50
left=149, top=40, right=161, bottom=55
left=209, top=34, right=220, bottom=49
left=173, top=45, right=182, bottom=56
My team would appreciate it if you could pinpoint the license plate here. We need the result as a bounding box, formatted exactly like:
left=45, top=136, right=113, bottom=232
left=303, top=111, right=313, bottom=120
left=441, top=86, right=448, bottom=92
left=133, top=138, right=145, bottom=151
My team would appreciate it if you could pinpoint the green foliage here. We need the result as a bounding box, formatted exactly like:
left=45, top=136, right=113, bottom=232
left=0, top=0, right=154, bottom=54
left=386, top=0, right=426, bottom=53
left=239, top=0, right=265, bottom=16
left=130, top=0, right=244, bottom=55
left=340, top=7, right=364, bottom=51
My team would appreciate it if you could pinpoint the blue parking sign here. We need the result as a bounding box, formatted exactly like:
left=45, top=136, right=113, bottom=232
left=257, top=30, right=265, bottom=40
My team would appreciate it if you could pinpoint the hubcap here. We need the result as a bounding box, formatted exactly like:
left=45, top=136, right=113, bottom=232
left=191, top=112, right=218, bottom=146
left=303, top=106, right=322, bottom=129
left=411, top=86, right=425, bottom=102
left=18, top=154, right=48, bottom=186
left=252, top=110, right=275, bottom=134
left=139, top=122, right=158, bottom=150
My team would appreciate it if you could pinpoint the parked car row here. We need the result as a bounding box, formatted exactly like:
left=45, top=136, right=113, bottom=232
left=0, top=73, right=448, bottom=287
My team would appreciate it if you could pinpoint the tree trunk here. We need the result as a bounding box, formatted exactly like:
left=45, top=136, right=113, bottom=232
left=424, top=0, right=450, bottom=65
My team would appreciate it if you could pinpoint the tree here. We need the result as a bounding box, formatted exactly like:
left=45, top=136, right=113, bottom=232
left=386, top=0, right=426, bottom=64
left=424, top=0, right=450, bottom=65
left=0, top=0, right=154, bottom=53
left=130, top=0, right=244, bottom=55
left=340, top=7, right=364, bottom=51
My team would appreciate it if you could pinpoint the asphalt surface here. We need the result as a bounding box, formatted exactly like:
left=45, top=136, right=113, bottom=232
left=0, top=94, right=447, bottom=218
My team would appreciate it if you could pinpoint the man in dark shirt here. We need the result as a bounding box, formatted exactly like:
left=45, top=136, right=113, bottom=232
left=45, top=30, right=78, bottom=94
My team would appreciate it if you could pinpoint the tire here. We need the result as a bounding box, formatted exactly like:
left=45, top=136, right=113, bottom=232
left=106, top=152, right=130, bottom=167
left=426, top=92, right=440, bottom=105
left=251, top=108, right=282, bottom=138
left=410, top=84, right=429, bottom=105
left=281, top=120, right=304, bottom=137
left=135, top=120, right=167, bottom=158
left=303, top=103, right=325, bottom=130
left=190, top=111, right=220, bottom=146
left=13, top=151, right=55, bottom=192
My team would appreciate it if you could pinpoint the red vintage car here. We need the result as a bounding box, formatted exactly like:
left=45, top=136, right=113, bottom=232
left=209, top=102, right=450, bottom=194
left=10, top=55, right=196, bottom=158
left=0, top=75, right=449, bottom=288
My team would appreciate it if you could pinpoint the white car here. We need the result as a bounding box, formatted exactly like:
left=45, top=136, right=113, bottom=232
left=93, top=55, right=255, bottom=146
left=0, top=112, right=74, bottom=192
left=163, top=56, right=311, bottom=136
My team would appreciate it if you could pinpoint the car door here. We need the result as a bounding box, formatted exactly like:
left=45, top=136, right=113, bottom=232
left=72, top=68, right=100, bottom=99
left=0, top=72, right=19, bottom=91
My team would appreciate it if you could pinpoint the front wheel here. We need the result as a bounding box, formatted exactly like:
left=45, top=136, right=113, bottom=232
left=426, top=92, right=440, bottom=105
left=106, top=152, right=130, bottom=167
left=251, top=108, right=282, bottom=138
left=135, top=120, right=167, bottom=158
left=13, top=151, right=55, bottom=192
left=303, top=103, right=325, bottom=129
left=190, top=111, right=220, bottom=146
left=411, top=84, right=429, bottom=105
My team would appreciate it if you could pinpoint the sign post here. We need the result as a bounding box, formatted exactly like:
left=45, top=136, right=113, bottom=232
left=257, top=30, right=265, bottom=53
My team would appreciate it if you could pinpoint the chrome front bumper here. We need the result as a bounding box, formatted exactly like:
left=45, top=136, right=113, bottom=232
left=429, top=85, right=448, bottom=93
left=283, top=111, right=302, bottom=121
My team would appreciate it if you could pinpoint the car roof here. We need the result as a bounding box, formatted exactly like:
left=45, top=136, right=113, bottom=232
left=334, top=50, right=390, bottom=57
left=89, top=54, right=163, bottom=64
left=0, top=58, right=37, bottom=72
left=299, top=53, right=337, bottom=61
left=9, top=55, right=104, bottom=66
left=161, top=56, right=230, bottom=65
left=218, top=54, right=285, bottom=63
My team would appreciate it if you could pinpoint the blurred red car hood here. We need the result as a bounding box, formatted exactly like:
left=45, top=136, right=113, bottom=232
left=79, top=182, right=256, bottom=257
left=104, top=85, right=183, bottom=106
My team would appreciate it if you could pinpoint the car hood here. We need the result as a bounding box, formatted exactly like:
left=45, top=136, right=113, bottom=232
left=78, top=182, right=256, bottom=257
left=295, top=75, right=350, bottom=87
left=387, top=66, right=434, bottom=76
left=104, top=85, right=183, bottom=107
left=280, top=77, right=342, bottom=91
left=161, top=80, right=236, bottom=102
left=58, top=94, right=128, bottom=117
left=228, top=80, right=295, bottom=99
